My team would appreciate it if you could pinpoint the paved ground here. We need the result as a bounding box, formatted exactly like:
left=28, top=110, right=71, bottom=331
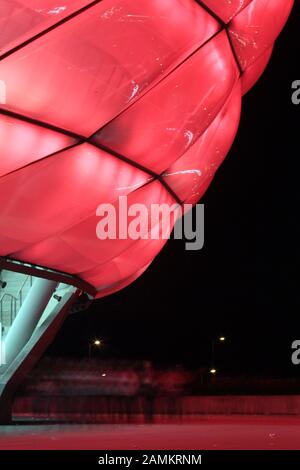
left=1, top=416, right=300, bottom=449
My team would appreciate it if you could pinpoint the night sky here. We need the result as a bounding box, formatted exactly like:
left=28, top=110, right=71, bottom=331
left=48, top=3, right=300, bottom=377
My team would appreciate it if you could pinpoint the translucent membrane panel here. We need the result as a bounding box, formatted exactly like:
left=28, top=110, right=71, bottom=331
left=95, top=31, right=239, bottom=174
left=78, top=185, right=179, bottom=288
left=162, top=83, right=241, bottom=204
left=241, top=46, right=273, bottom=95
left=184, top=175, right=214, bottom=208
left=0, top=143, right=149, bottom=256
left=94, top=263, right=151, bottom=299
left=0, top=114, right=76, bottom=177
left=39, top=182, right=173, bottom=278
left=0, top=0, right=219, bottom=136
left=82, top=234, right=169, bottom=290
left=9, top=179, right=174, bottom=275
left=11, top=236, right=101, bottom=274
left=0, top=0, right=91, bottom=56
left=198, top=0, right=253, bottom=23
left=228, top=0, right=294, bottom=70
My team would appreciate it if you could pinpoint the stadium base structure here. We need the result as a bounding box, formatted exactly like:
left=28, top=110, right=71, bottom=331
left=0, top=269, right=79, bottom=423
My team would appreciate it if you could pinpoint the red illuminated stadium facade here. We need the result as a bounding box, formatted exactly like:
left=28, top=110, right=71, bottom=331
left=0, top=0, right=294, bottom=422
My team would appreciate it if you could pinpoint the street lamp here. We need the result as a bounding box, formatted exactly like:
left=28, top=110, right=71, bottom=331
left=209, top=368, right=217, bottom=375
left=88, top=338, right=102, bottom=360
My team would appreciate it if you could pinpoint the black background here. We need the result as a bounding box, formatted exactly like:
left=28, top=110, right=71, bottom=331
left=48, top=2, right=300, bottom=377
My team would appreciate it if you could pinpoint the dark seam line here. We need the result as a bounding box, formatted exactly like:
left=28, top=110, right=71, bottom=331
left=91, top=140, right=184, bottom=204
left=90, top=141, right=183, bottom=204
left=90, top=139, right=158, bottom=179
left=157, top=177, right=183, bottom=206
left=0, top=0, right=253, bottom=202
left=0, top=0, right=104, bottom=62
left=0, top=22, right=225, bottom=207
left=0, top=107, right=183, bottom=204
left=0, top=0, right=257, bottom=289
left=0, top=13, right=226, bottom=206
left=194, top=0, right=245, bottom=75
left=195, top=0, right=256, bottom=26
left=0, top=141, right=82, bottom=180
left=0, top=107, right=157, bottom=175
left=0, top=107, right=85, bottom=140
left=225, top=27, right=244, bottom=76
left=87, top=30, right=228, bottom=206
left=89, top=27, right=224, bottom=140
left=128, top=175, right=154, bottom=195
left=194, top=0, right=226, bottom=27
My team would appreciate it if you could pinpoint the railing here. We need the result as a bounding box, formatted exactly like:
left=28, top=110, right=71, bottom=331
left=0, top=275, right=33, bottom=327
left=0, top=293, right=17, bottom=325
left=18, top=274, right=33, bottom=305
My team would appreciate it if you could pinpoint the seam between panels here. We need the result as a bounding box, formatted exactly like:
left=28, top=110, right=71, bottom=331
left=158, top=77, right=241, bottom=182
left=90, top=141, right=183, bottom=205
left=0, top=4, right=245, bottom=206
left=0, top=13, right=227, bottom=207
left=2, top=0, right=225, bottom=142
left=225, top=28, right=244, bottom=76
left=88, top=27, right=224, bottom=140
left=195, top=0, right=256, bottom=25
left=193, top=0, right=244, bottom=76
left=194, top=0, right=227, bottom=27
left=0, top=0, right=258, bottom=289
left=8, top=173, right=173, bottom=275
left=8, top=172, right=153, bottom=263
left=0, top=107, right=183, bottom=204
left=0, top=107, right=85, bottom=139
left=0, top=0, right=105, bottom=62
left=0, top=107, right=156, bottom=177
left=0, top=141, right=82, bottom=180
left=84, top=29, right=227, bottom=207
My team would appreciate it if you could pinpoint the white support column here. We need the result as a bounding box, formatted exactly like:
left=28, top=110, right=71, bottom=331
left=4, top=278, right=58, bottom=366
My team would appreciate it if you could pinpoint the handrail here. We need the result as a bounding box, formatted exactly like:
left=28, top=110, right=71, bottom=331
left=0, top=275, right=33, bottom=327
left=0, top=293, right=17, bottom=325
left=18, top=275, right=33, bottom=306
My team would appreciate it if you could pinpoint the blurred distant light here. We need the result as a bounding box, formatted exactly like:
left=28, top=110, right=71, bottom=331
left=219, top=336, right=225, bottom=341
left=210, top=368, right=217, bottom=374
left=94, top=339, right=101, bottom=346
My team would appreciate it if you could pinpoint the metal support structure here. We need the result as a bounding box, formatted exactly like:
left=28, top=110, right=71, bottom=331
left=0, top=285, right=78, bottom=423
left=3, top=278, right=58, bottom=367
left=0, top=257, right=96, bottom=296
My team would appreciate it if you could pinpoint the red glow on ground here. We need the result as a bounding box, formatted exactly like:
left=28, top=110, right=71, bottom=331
left=1, top=416, right=300, bottom=450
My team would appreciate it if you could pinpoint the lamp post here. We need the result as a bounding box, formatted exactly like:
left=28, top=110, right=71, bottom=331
left=88, top=338, right=102, bottom=360
left=210, top=336, right=226, bottom=373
